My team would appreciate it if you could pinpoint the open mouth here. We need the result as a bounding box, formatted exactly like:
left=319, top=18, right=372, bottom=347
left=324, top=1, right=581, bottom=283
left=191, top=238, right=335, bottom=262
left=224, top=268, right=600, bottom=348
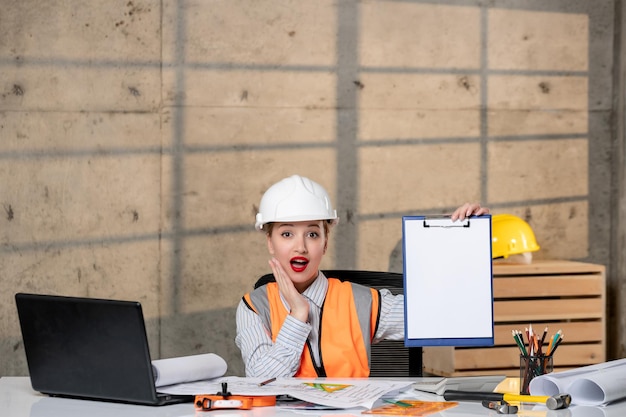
left=290, top=257, right=309, bottom=272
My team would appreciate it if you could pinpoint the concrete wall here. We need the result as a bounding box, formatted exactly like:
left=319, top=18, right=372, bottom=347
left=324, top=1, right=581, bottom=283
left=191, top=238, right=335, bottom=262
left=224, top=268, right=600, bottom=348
left=1, top=0, right=621, bottom=377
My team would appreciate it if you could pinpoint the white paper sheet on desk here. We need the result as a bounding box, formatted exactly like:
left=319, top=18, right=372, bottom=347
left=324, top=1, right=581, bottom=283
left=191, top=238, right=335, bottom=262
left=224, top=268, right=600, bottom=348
left=152, top=353, right=227, bottom=387
left=529, top=358, right=626, bottom=406
left=157, top=376, right=413, bottom=409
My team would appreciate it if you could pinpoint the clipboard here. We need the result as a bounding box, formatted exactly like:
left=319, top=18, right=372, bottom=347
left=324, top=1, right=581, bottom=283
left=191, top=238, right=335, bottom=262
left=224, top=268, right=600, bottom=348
left=402, top=215, right=494, bottom=347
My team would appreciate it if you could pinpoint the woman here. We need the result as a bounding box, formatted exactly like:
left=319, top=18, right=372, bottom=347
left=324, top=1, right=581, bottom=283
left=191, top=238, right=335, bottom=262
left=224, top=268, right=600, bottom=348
left=235, top=174, right=489, bottom=377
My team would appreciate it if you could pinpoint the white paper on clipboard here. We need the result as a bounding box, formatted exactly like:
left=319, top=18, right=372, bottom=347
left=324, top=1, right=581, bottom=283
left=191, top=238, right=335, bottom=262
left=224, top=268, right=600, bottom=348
left=402, top=215, right=494, bottom=347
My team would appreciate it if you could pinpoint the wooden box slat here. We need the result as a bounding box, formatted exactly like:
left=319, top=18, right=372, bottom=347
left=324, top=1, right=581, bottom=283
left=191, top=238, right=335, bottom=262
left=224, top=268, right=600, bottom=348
left=454, top=344, right=604, bottom=369
left=493, top=275, right=603, bottom=298
left=492, top=260, right=605, bottom=276
left=493, top=321, right=604, bottom=345
left=424, top=344, right=604, bottom=376
left=494, top=298, right=604, bottom=321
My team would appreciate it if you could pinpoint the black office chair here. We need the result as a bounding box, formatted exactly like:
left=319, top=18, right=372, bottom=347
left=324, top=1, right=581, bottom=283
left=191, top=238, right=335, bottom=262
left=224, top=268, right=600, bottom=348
left=254, top=270, right=423, bottom=377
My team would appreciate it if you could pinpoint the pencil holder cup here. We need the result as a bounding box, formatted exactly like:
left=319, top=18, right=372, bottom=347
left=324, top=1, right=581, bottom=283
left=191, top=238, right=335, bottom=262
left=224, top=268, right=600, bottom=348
left=520, top=355, right=553, bottom=395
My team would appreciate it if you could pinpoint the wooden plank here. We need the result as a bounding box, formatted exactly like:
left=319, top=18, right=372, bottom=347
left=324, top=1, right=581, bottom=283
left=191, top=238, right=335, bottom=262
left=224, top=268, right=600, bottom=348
left=492, top=321, right=604, bottom=346
left=422, top=344, right=601, bottom=376
left=435, top=366, right=580, bottom=378
left=493, top=275, right=603, bottom=298
left=494, top=298, right=604, bottom=321
left=453, top=344, right=604, bottom=370
left=493, top=260, right=605, bottom=276
left=421, top=346, right=455, bottom=375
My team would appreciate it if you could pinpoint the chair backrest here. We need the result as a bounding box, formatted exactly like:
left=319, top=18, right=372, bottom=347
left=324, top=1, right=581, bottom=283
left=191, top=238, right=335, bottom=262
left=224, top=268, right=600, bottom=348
left=253, top=270, right=422, bottom=377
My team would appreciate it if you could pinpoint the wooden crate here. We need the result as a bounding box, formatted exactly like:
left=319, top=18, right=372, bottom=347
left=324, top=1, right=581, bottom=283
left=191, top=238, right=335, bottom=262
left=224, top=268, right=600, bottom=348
left=423, top=260, right=606, bottom=377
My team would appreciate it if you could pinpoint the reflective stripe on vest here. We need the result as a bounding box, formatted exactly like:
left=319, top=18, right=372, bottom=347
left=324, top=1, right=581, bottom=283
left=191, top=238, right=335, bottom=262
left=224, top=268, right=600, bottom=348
left=243, top=278, right=380, bottom=377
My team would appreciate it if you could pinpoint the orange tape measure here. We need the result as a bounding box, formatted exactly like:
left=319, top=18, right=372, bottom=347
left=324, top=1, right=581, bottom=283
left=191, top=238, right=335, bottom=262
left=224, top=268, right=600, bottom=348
left=194, top=394, right=276, bottom=410
left=194, top=382, right=277, bottom=411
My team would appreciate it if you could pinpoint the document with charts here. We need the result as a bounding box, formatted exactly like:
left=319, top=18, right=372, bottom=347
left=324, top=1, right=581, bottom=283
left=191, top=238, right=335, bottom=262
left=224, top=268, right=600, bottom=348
left=158, top=376, right=413, bottom=409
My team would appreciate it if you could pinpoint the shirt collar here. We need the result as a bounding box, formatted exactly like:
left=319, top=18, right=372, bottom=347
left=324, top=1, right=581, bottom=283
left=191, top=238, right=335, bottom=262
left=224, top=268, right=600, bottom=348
left=302, top=270, right=328, bottom=309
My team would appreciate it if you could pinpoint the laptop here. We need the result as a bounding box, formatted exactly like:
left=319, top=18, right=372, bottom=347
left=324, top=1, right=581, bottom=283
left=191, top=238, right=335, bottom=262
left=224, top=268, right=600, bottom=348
left=15, top=292, right=192, bottom=406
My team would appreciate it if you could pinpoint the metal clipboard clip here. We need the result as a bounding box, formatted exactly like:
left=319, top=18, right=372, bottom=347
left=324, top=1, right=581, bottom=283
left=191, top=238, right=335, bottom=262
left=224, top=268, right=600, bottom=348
left=422, top=215, right=471, bottom=228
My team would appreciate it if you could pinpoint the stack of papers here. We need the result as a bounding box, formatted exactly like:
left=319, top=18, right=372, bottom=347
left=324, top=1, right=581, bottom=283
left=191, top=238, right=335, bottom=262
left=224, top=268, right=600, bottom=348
left=158, top=377, right=414, bottom=409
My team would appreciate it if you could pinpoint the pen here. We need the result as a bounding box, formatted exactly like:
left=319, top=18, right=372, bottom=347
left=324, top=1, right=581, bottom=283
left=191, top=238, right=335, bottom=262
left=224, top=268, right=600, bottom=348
left=258, top=377, right=276, bottom=387
left=549, top=335, right=563, bottom=357
left=512, top=330, right=527, bottom=356
left=547, top=330, right=562, bottom=356
left=540, top=326, right=548, bottom=346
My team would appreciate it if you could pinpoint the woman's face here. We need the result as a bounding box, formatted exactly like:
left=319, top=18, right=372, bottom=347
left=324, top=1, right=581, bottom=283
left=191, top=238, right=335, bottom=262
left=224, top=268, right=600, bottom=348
left=266, top=220, right=328, bottom=292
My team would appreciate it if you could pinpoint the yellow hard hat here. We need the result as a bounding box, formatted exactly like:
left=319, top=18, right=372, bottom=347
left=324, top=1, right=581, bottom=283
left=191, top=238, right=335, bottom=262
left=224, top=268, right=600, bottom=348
left=492, top=214, right=540, bottom=259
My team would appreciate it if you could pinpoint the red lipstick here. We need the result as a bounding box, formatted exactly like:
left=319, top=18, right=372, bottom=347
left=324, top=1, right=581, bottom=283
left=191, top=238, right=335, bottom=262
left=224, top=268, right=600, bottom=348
left=290, top=256, right=309, bottom=272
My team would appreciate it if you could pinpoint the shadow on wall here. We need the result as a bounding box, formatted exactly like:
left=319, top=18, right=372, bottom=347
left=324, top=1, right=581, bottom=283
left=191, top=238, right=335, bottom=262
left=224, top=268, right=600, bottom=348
left=389, top=240, right=403, bottom=274
left=147, top=306, right=245, bottom=377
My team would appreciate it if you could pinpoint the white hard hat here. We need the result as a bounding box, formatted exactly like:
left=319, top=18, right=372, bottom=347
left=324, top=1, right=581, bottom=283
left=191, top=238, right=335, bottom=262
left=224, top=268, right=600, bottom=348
left=255, top=175, right=338, bottom=231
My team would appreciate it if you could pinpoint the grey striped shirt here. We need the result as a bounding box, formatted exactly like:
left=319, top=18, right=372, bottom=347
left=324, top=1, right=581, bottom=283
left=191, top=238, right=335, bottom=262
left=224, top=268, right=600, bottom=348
left=235, top=271, right=404, bottom=377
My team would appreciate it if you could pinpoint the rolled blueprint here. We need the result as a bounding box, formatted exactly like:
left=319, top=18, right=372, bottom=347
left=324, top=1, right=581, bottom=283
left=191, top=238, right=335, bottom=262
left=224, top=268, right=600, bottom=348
left=152, top=353, right=227, bottom=387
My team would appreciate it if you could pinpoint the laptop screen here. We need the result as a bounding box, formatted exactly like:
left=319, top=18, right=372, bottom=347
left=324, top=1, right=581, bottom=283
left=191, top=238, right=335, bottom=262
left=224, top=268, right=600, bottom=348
left=15, top=293, right=168, bottom=405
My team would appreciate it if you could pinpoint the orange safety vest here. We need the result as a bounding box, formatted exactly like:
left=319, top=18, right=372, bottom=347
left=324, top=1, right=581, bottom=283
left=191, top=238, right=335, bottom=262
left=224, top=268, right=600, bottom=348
left=243, top=278, right=381, bottom=377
